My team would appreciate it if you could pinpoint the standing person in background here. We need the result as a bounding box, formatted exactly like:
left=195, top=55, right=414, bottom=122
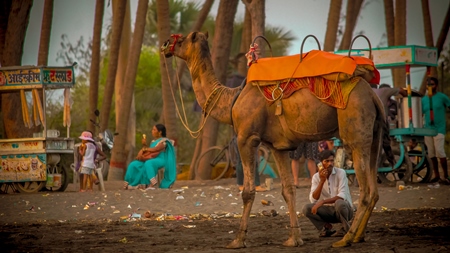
left=422, top=77, right=450, bottom=185
left=78, top=131, right=106, bottom=192
left=290, top=142, right=319, bottom=187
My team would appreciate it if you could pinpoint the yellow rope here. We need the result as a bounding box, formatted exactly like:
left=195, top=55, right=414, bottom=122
left=162, top=53, right=226, bottom=138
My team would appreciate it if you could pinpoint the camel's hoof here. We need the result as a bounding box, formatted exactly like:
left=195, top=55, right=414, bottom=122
left=282, top=237, right=304, bottom=247
left=353, top=236, right=365, bottom=243
left=226, top=239, right=246, bottom=249
left=332, top=239, right=351, bottom=248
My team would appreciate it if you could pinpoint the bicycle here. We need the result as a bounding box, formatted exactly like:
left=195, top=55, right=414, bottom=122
left=194, top=137, right=272, bottom=180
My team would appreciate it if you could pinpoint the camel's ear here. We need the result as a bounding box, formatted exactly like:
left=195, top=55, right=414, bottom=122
left=191, top=31, right=198, bottom=42
left=204, top=31, right=209, bottom=39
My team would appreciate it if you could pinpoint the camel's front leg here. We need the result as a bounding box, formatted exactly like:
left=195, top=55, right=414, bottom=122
left=226, top=138, right=258, bottom=249
left=272, top=150, right=304, bottom=247
left=226, top=186, right=255, bottom=249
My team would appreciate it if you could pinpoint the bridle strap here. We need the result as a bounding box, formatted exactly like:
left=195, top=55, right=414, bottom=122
left=169, top=34, right=182, bottom=53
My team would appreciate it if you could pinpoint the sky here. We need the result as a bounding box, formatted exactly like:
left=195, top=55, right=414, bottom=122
left=22, top=0, right=450, bottom=88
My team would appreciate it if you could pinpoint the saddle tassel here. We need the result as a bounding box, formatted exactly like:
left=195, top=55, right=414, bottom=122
left=275, top=100, right=282, bottom=116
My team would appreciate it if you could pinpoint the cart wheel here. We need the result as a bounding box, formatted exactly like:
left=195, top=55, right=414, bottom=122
left=43, top=163, right=70, bottom=192
left=14, top=181, right=45, bottom=193
left=0, top=183, right=18, bottom=194
left=195, top=146, right=230, bottom=180
left=408, top=150, right=433, bottom=183
left=378, top=144, right=413, bottom=185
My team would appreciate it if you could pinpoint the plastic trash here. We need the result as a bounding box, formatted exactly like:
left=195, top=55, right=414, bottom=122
left=176, top=195, right=185, bottom=200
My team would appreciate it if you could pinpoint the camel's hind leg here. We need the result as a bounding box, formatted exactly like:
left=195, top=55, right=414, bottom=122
left=226, top=137, right=259, bottom=249
left=333, top=95, right=381, bottom=247
left=272, top=149, right=304, bottom=247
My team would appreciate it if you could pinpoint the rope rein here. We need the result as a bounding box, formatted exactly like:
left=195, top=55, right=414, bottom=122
left=161, top=52, right=225, bottom=138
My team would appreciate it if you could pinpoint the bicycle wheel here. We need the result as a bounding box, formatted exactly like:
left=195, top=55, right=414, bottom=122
left=378, top=144, right=413, bottom=185
left=408, top=150, right=433, bottom=183
left=195, top=146, right=230, bottom=180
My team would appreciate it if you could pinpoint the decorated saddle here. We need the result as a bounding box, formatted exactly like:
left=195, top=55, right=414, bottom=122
left=247, top=50, right=379, bottom=109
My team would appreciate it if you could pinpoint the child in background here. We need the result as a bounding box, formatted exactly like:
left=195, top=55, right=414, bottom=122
left=78, top=131, right=106, bottom=192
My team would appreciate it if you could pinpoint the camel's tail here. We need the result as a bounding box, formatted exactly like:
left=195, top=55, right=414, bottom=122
left=373, top=95, right=395, bottom=167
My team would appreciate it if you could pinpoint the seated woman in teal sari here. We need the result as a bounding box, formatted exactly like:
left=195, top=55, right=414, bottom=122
left=123, top=124, right=176, bottom=189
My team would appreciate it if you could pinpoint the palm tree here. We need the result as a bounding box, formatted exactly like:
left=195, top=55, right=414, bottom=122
left=156, top=0, right=178, bottom=141
left=1, top=0, right=33, bottom=138
left=114, top=0, right=136, bottom=167
left=37, top=0, right=53, bottom=66
left=110, top=0, right=149, bottom=180
left=100, top=0, right=126, bottom=134
left=338, top=0, right=363, bottom=50
left=88, top=0, right=105, bottom=133
left=242, top=0, right=266, bottom=56
left=105, top=0, right=127, bottom=181
left=383, top=0, right=395, bottom=83
left=419, top=1, right=450, bottom=94
left=195, top=0, right=239, bottom=180
left=393, top=0, right=406, bottom=89
left=324, top=0, right=342, bottom=52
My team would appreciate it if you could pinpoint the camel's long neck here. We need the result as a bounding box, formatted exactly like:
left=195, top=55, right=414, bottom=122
left=187, top=57, right=238, bottom=125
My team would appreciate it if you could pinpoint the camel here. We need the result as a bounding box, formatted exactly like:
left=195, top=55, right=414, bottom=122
left=161, top=32, right=390, bottom=248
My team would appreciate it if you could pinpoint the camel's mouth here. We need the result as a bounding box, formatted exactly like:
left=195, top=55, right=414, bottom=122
left=161, top=34, right=184, bottom=58
left=161, top=40, right=173, bottom=58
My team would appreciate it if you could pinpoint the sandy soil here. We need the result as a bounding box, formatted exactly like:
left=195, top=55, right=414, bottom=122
left=1, top=178, right=449, bottom=253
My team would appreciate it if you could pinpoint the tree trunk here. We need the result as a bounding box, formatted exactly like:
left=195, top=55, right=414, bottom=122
left=323, top=0, right=342, bottom=52
left=88, top=0, right=105, bottom=134
left=195, top=0, right=239, bottom=180
left=243, top=0, right=265, bottom=56
left=109, top=0, right=148, bottom=181
left=0, top=0, right=13, bottom=64
left=393, top=0, right=406, bottom=88
left=37, top=0, right=53, bottom=66
left=237, top=8, right=252, bottom=76
left=1, top=0, right=33, bottom=138
left=419, top=2, right=450, bottom=94
left=338, top=0, right=363, bottom=50
left=175, top=0, right=214, bottom=84
left=383, top=0, right=395, bottom=83
left=113, top=0, right=135, bottom=169
left=156, top=0, right=178, bottom=141
left=100, top=0, right=126, bottom=132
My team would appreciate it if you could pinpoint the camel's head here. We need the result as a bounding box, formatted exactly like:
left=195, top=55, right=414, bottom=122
left=161, top=31, right=210, bottom=60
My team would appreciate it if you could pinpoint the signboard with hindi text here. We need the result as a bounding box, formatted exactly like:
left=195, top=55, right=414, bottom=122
left=0, top=65, right=76, bottom=90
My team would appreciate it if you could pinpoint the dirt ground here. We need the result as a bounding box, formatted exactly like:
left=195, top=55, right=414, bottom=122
left=1, top=178, right=450, bottom=253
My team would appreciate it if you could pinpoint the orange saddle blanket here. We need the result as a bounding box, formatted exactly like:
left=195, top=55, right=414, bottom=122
left=247, top=50, right=379, bottom=84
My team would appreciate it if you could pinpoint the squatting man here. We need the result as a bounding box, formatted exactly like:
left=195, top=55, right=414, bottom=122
left=302, top=149, right=355, bottom=237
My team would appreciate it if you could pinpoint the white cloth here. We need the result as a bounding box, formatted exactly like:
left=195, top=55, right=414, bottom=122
left=81, top=142, right=97, bottom=169
left=309, top=167, right=353, bottom=210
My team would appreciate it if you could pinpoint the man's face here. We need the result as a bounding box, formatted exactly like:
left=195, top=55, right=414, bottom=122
left=322, top=155, right=335, bottom=172
left=430, top=80, right=437, bottom=92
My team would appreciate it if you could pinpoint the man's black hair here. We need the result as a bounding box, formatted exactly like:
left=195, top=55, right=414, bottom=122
left=318, top=149, right=335, bottom=162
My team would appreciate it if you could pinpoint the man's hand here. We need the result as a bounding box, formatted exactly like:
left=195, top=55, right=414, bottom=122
left=399, top=88, right=408, bottom=97
left=319, top=168, right=328, bottom=181
left=311, top=200, right=324, bottom=214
